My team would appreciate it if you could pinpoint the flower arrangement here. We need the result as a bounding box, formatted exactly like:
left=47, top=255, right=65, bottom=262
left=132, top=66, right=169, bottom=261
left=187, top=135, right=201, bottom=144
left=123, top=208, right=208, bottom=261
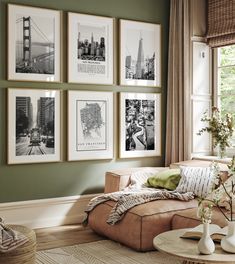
left=198, top=158, right=235, bottom=223
left=197, top=107, right=234, bottom=158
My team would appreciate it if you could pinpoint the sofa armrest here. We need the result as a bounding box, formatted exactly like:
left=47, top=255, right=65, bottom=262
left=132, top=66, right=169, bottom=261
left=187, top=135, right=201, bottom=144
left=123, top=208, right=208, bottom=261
left=104, top=167, right=166, bottom=193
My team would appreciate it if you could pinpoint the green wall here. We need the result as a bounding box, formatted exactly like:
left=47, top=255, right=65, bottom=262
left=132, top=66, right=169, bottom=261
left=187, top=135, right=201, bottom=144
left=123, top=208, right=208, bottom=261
left=0, top=0, right=170, bottom=203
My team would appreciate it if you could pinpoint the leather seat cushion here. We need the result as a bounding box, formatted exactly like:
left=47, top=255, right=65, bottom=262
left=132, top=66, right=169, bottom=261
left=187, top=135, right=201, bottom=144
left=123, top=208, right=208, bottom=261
left=171, top=207, right=227, bottom=230
left=88, top=199, right=197, bottom=251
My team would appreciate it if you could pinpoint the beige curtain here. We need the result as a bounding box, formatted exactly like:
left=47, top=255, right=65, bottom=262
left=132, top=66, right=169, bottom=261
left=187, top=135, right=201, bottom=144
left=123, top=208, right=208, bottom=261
left=165, top=0, right=191, bottom=166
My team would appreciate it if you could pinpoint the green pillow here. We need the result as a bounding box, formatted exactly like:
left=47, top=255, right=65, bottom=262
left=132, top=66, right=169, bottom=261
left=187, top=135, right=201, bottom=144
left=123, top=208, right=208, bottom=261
left=146, top=169, right=181, bottom=190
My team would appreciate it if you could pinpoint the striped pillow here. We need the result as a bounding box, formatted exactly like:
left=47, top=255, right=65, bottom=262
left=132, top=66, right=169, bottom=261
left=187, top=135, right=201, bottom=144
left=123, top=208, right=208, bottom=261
left=175, top=166, right=214, bottom=198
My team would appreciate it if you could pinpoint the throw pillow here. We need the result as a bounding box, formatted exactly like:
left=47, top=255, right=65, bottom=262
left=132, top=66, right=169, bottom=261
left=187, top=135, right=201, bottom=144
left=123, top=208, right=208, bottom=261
left=175, top=166, right=214, bottom=198
left=126, top=168, right=168, bottom=190
left=146, top=169, right=181, bottom=190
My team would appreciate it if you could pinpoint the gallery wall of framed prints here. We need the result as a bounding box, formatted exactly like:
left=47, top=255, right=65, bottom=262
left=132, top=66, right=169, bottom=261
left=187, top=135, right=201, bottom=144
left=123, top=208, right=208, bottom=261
left=5, top=3, right=162, bottom=164
left=8, top=4, right=61, bottom=82
left=68, top=13, right=114, bottom=85
left=8, top=88, right=61, bottom=164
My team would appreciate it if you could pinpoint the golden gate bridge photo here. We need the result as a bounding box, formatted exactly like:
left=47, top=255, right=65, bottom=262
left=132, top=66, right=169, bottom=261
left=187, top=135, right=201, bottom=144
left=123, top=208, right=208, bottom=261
left=15, top=15, right=55, bottom=74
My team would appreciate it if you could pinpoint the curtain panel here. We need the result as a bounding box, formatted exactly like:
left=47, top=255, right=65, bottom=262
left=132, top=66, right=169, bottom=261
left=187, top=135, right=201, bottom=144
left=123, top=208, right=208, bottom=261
left=207, top=0, right=235, bottom=48
left=165, top=0, right=191, bottom=166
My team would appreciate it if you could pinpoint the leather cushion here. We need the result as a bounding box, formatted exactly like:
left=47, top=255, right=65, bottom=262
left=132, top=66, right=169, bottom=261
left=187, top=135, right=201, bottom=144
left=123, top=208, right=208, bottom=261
left=171, top=207, right=227, bottom=230
left=88, top=199, right=197, bottom=251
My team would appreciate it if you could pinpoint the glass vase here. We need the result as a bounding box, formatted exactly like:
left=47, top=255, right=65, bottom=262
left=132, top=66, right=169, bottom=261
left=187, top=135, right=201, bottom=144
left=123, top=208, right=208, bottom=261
left=198, top=223, right=215, bottom=255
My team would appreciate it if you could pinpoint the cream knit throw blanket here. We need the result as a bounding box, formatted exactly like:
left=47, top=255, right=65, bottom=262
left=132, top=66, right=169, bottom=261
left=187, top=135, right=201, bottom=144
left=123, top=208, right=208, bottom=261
left=84, top=189, right=194, bottom=225
left=0, top=219, right=28, bottom=253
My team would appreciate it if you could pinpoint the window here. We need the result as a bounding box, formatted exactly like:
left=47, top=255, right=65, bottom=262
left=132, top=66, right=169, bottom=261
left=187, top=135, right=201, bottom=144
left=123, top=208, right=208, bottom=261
left=216, top=45, right=235, bottom=148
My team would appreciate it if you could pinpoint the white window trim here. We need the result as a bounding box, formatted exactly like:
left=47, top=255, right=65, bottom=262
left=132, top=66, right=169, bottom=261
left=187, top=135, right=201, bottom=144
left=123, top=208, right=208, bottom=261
left=213, top=47, right=235, bottom=157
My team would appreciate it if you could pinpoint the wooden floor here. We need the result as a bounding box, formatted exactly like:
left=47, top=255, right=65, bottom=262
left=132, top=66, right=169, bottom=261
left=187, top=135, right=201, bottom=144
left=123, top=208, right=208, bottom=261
left=35, top=224, right=105, bottom=251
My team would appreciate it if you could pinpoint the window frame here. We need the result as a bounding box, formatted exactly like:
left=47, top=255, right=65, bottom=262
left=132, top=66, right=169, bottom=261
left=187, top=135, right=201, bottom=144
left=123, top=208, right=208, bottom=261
left=213, top=46, right=235, bottom=157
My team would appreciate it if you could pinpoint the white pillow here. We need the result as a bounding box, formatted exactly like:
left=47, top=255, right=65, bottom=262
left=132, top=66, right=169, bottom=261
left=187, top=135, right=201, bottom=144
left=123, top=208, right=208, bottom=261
left=175, top=166, right=214, bottom=198
left=127, top=168, right=168, bottom=190
left=129, top=169, right=159, bottom=189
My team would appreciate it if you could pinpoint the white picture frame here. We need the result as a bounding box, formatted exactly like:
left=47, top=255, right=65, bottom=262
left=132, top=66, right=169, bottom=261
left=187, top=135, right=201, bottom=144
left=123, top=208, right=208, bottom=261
left=119, top=19, right=161, bottom=87
left=8, top=88, right=61, bottom=164
left=68, top=12, right=113, bottom=85
left=8, top=4, right=61, bottom=82
left=68, top=90, right=113, bottom=161
left=120, top=92, right=161, bottom=158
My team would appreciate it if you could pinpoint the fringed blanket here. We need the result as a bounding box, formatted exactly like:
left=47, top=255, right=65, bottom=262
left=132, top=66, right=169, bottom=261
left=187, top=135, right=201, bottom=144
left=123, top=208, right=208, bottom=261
left=84, top=189, right=194, bottom=225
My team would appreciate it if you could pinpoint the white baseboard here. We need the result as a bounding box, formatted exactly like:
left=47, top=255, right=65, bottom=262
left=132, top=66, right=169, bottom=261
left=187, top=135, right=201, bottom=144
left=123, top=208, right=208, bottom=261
left=0, top=194, right=99, bottom=229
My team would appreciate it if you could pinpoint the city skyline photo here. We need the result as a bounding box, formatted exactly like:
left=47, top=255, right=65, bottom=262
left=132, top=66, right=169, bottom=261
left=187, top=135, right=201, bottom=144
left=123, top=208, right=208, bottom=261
left=125, top=28, right=156, bottom=81
left=77, top=23, right=106, bottom=61
left=120, top=20, right=161, bottom=87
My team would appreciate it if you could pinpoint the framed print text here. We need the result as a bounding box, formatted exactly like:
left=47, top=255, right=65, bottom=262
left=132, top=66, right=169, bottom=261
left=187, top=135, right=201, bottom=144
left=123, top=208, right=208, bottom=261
left=8, top=88, right=61, bottom=164
left=68, top=90, right=113, bottom=161
left=68, top=13, right=113, bottom=85
left=8, top=4, right=61, bottom=82
left=120, top=92, right=161, bottom=158
left=120, top=19, right=161, bottom=87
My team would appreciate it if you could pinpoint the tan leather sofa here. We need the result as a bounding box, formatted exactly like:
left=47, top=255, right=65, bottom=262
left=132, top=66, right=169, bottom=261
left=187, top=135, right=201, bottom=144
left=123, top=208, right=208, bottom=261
left=171, top=207, right=227, bottom=230
left=88, top=161, right=229, bottom=251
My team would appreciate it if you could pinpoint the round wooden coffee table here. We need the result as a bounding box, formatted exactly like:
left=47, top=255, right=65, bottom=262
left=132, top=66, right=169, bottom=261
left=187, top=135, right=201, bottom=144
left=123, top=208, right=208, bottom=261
left=153, top=229, right=235, bottom=264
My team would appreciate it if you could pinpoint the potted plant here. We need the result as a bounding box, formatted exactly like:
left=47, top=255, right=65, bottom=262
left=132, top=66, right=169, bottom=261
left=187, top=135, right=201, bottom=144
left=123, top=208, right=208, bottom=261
left=197, top=107, right=234, bottom=158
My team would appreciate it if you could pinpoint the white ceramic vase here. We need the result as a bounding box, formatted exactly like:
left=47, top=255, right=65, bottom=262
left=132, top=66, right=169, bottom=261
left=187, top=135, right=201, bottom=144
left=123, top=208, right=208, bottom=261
left=198, top=223, right=215, bottom=255
left=221, top=221, right=235, bottom=253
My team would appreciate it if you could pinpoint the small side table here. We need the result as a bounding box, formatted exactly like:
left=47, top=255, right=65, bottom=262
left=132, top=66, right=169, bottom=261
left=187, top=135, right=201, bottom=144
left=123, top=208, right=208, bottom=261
left=0, top=225, right=36, bottom=264
left=153, top=228, right=235, bottom=264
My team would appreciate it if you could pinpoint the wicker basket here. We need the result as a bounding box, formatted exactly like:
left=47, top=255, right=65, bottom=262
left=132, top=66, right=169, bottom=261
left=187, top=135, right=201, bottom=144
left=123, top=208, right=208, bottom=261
left=0, top=225, right=36, bottom=264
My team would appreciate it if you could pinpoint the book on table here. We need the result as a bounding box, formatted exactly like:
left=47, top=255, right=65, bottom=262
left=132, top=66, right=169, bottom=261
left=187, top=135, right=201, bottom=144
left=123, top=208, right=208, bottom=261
left=181, top=224, right=228, bottom=242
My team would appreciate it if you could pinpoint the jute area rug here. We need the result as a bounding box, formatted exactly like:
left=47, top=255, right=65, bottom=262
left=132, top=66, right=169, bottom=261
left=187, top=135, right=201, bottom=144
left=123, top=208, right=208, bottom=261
left=36, top=240, right=181, bottom=264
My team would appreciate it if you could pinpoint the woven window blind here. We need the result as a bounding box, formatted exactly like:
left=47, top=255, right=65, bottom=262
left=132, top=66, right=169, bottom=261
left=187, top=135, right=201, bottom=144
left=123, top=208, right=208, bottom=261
left=207, top=0, right=235, bottom=48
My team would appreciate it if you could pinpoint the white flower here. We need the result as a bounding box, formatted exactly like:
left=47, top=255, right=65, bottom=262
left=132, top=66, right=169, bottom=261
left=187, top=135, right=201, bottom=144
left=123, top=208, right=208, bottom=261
left=197, top=201, right=213, bottom=223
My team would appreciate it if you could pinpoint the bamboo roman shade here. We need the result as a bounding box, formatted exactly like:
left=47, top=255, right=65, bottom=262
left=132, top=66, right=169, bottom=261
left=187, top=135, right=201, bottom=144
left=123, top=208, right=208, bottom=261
left=207, top=0, right=235, bottom=48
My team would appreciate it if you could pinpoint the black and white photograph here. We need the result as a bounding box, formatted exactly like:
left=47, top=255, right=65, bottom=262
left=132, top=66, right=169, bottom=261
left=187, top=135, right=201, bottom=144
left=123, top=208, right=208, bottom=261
left=120, top=93, right=161, bottom=158
left=8, top=4, right=61, bottom=82
left=68, top=91, right=113, bottom=161
left=15, top=96, right=55, bottom=156
left=120, top=19, right=161, bottom=87
left=15, top=14, right=55, bottom=75
left=78, top=25, right=106, bottom=62
left=125, top=29, right=155, bottom=81
left=76, top=100, right=107, bottom=151
left=8, top=88, right=61, bottom=164
left=125, top=99, right=155, bottom=151
left=68, top=13, right=113, bottom=84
